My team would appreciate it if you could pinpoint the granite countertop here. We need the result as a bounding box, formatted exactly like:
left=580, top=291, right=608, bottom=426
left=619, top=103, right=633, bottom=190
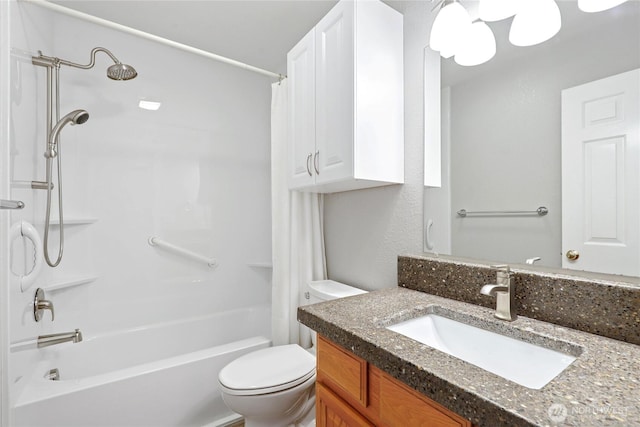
left=298, top=287, right=640, bottom=427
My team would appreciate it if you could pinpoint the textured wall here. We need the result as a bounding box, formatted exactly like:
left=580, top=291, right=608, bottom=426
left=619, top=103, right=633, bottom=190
left=323, top=2, right=431, bottom=291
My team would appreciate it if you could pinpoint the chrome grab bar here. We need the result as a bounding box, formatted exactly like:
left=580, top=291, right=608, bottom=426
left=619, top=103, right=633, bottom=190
left=148, top=236, right=218, bottom=268
left=457, top=206, right=548, bottom=217
left=1, top=199, right=25, bottom=210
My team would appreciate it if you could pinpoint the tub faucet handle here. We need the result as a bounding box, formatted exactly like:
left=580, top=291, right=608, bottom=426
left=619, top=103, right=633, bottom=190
left=34, top=288, right=54, bottom=322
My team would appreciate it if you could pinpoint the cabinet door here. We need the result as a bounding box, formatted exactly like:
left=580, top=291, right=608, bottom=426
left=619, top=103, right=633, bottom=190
left=287, top=28, right=316, bottom=189
left=379, top=372, right=472, bottom=427
left=317, top=383, right=374, bottom=427
left=315, top=0, right=354, bottom=185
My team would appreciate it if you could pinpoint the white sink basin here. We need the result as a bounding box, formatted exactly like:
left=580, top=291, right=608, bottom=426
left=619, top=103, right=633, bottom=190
left=387, top=313, right=577, bottom=389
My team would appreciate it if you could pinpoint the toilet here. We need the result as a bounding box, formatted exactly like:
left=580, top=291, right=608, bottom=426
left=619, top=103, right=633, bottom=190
left=218, top=280, right=367, bottom=427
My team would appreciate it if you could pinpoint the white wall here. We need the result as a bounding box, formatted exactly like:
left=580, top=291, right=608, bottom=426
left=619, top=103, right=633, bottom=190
left=448, top=10, right=640, bottom=267
left=323, top=2, right=431, bottom=290
left=7, top=1, right=272, bottom=412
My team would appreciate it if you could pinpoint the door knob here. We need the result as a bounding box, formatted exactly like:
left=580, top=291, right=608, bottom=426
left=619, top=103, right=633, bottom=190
left=566, top=250, right=580, bottom=261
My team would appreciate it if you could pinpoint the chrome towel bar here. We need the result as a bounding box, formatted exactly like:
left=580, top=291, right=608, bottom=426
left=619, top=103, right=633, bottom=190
left=148, top=236, right=218, bottom=268
left=457, top=206, right=548, bottom=217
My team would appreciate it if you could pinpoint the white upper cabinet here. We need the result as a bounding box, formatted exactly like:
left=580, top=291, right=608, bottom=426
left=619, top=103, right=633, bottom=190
left=287, top=0, right=404, bottom=193
left=288, top=29, right=316, bottom=189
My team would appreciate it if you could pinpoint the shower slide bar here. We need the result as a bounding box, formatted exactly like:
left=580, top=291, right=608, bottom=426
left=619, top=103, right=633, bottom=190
left=148, top=236, right=218, bottom=268
left=1, top=199, right=25, bottom=209
left=23, top=0, right=286, bottom=81
left=457, top=206, right=549, bottom=218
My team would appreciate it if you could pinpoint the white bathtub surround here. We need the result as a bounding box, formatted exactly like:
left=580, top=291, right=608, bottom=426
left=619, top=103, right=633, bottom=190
left=6, top=1, right=272, bottom=425
left=271, top=80, right=327, bottom=347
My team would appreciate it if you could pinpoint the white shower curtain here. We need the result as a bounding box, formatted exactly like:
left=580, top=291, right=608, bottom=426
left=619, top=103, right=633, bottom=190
left=271, top=80, right=327, bottom=347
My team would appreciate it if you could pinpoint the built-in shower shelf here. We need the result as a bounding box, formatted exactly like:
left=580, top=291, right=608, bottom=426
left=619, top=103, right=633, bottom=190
left=247, top=262, right=273, bottom=269
left=44, top=275, right=98, bottom=291
left=48, top=217, right=99, bottom=225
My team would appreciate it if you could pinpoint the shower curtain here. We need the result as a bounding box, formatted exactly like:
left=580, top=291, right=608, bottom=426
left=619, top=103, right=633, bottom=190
left=271, top=80, right=327, bottom=347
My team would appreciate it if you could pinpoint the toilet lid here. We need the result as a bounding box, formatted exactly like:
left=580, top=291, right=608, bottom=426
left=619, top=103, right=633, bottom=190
left=218, top=344, right=316, bottom=395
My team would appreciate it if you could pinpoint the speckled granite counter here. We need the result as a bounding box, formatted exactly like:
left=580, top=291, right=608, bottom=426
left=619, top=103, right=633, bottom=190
left=298, top=288, right=640, bottom=427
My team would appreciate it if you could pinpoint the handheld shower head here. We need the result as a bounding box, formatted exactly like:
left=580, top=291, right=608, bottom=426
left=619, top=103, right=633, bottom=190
left=45, top=110, right=89, bottom=158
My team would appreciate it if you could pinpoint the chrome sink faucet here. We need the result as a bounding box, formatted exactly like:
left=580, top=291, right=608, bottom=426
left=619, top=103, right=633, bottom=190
left=37, top=329, right=83, bottom=348
left=481, top=265, right=516, bottom=321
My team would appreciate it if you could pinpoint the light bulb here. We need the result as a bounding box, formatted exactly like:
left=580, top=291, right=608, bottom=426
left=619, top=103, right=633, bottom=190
left=509, top=0, right=561, bottom=47
left=430, top=1, right=472, bottom=57
left=578, top=0, right=629, bottom=13
left=454, top=21, right=497, bottom=66
left=478, top=0, right=520, bottom=22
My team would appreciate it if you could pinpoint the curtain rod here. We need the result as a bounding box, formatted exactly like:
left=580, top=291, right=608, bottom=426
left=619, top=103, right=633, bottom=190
left=22, top=0, right=286, bottom=81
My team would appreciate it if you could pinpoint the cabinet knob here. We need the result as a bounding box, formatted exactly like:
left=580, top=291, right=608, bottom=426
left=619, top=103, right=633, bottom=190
left=565, top=250, right=580, bottom=261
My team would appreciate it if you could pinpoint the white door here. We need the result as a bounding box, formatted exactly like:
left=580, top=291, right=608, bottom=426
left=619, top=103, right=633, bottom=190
left=315, top=0, right=354, bottom=185
left=561, top=68, right=640, bottom=276
left=287, top=28, right=316, bottom=189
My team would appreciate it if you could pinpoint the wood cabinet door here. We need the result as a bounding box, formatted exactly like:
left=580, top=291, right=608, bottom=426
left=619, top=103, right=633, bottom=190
left=317, top=382, right=374, bottom=427
left=378, top=372, right=472, bottom=427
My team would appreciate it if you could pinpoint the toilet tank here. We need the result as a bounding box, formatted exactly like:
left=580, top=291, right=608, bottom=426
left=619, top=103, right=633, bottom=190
left=307, top=280, right=367, bottom=304
left=305, top=280, right=367, bottom=351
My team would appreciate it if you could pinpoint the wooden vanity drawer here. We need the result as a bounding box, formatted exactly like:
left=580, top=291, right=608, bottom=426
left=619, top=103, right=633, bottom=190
left=317, top=335, right=368, bottom=407
left=379, top=371, right=472, bottom=427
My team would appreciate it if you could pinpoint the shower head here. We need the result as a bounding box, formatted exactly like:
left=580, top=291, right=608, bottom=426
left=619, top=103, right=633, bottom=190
left=35, top=47, right=138, bottom=81
left=45, top=110, right=90, bottom=158
left=107, top=62, right=138, bottom=81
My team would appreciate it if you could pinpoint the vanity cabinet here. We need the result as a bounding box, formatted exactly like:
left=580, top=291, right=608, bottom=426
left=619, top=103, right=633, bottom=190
left=287, top=0, right=404, bottom=193
left=317, top=335, right=472, bottom=427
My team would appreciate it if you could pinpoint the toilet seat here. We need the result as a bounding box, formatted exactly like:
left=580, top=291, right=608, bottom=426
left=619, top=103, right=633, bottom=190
left=218, top=344, right=316, bottom=396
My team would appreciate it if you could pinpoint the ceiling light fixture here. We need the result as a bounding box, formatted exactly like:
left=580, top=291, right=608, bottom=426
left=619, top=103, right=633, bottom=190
left=429, top=1, right=472, bottom=59
left=454, top=21, right=497, bottom=66
left=509, top=0, right=561, bottom=47
left=430, top=0, right=628, bottom=67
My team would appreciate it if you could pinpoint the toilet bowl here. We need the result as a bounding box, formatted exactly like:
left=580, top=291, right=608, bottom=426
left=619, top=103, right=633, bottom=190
left=218, top=280, right=367, bottom=427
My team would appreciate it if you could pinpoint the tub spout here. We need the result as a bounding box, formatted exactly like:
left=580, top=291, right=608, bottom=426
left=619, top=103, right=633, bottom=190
left=37, top=329, right=83, bottom=348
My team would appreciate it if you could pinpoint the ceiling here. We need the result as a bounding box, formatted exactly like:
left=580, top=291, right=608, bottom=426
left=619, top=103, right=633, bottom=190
left=51, top=0, right=341, bottom=74
left=49, top=0, right=639, bottom=84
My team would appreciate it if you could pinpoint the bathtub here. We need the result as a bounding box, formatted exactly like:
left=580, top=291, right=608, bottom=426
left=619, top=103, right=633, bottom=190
left=13, top=305, right=271, bottom=427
